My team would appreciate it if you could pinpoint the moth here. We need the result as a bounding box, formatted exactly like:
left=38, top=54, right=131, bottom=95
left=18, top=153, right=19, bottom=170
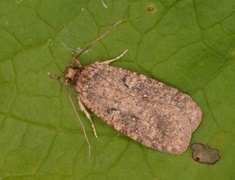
left=48, top=9, right=202, bottom=156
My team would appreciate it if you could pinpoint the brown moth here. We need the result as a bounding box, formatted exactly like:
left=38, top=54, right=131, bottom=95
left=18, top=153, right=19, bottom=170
left=49, top=9, right=202, bottom=155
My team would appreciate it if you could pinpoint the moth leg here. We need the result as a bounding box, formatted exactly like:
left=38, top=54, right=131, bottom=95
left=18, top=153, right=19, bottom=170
left=100, top=49, right=128, bottom=65
left=78, top=97, right=98, bottom=138
left=65, top=87, right=91, bottom=157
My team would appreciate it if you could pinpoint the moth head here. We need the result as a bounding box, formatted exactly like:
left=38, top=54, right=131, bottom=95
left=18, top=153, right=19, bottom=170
left=63, top=66, right=80, bottom=85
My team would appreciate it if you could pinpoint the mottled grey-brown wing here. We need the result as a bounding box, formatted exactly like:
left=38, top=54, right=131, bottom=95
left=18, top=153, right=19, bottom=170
left=76, top=64, right=198, bottom=154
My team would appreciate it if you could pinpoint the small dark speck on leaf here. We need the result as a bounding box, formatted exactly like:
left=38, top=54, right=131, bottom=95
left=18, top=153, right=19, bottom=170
left=147, top=6, right=154, bottom=12
left=191, top=143, right=220, bottom=165
left=146, top=4, right=157, bottom=14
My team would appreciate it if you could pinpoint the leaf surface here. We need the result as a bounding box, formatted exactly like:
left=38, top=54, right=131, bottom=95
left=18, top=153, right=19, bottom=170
left=0, top=0, right=235, bottom=179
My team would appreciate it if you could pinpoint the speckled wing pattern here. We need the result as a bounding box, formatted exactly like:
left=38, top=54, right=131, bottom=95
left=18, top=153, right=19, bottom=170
left=75, top=63, right=202, bottom=154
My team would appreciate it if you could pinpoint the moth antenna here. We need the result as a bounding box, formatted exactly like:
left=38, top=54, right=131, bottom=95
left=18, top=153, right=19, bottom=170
left=66, top=86, right=91, bottom=157
left=75, top=6, right=129, bottom=60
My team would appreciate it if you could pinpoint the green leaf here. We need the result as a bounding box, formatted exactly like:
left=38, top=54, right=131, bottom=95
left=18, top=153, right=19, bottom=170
left=0, top=0, right=235, bottom=179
